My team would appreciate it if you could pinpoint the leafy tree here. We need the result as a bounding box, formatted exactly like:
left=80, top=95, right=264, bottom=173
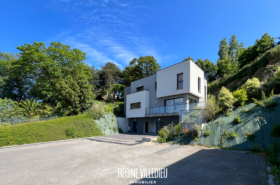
left=238, top=33, right=275, bottom=68
left=218, top=38, right=229, bottom=60
left=98, top=62, right=122, bottom=98
left=217, top=57, right=237, bottom=77
left=0, top=98, right=23, bottom=119
left=19, top=99, right=51, bottom=118
left=183, top=55, right=194, bottom=62
left=123, top=56, right=160, bottom=86
left=109, top=84, right=125, bottom=101
left=55, top=75, right=94, bottom=114
left=195, top=59, right=217, bottom=82
left=218, top=87, right=236, bottom=112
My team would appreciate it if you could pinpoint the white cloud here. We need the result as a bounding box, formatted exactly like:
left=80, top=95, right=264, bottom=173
left=45, top=0, right=166, bottom=69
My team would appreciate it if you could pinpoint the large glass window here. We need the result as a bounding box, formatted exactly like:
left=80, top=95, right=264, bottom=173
left=131, top=102, right=141, bottom=109
left=137, top=86, right=144, bottom=92
left=189, top=98, right=197, bottom=103
left=165, top=98, right=183, bottom=106
left=177, top=73, right=183, bottom=89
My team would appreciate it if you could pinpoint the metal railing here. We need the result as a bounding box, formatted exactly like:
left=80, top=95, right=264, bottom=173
left=145, top=102, right=205, bottom=115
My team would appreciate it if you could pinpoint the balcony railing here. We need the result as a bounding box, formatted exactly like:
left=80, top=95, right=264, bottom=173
left=145, top=102, right=204, bottom=115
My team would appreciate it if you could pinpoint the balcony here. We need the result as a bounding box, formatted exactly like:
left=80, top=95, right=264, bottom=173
left=145, top=102, right=204, bottom=117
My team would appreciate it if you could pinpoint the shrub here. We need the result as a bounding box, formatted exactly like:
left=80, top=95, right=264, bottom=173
left=192, top=123, right=202, bottom=138
left=86, top=103, right=106, bottom=120
left=118, top=127, right=124, bottom=133
left=226, top=112, right=230, bottom=116
left=271, top=124, right=280, bottom=137
left=204, top=94, right=220, bottom=120
left=233, top=88, right=248, bottom=106
left=182, top=127, right=191, bottom=137
left=219, top=131, right=237, bottom=147
left=158, top=129, right=167, bottom=143
left=218, top=87, right=236, bottom=112
left=252, top=89, right=278, bottom=109
left=65, top=127, right=77, bottom=138
left=233, top=116, right=242, bottom=124
left=241, top=77, right=261, bottom=98
left=274, top=66, right=280, bottom=78
left=204, top=130, right=211, bottom=137
left=158, top=123, right=174, bottom=141
left=112, top=126, right=118, bottom=132
left=174, top=123, right=182, bottom=136
left=244, top=131, right=255, bottom=142
left=1, top=123, right=11, bottom=127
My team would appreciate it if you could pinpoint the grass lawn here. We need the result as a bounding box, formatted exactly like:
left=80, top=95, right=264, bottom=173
left=0, top=114, right=102, bottom=147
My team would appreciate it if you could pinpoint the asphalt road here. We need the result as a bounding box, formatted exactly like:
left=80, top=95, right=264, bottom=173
left=0, top=134, right=267, bottom=185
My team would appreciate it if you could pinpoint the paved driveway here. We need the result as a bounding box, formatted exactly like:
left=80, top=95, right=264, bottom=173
left=0, top=134, right=267, bottom=185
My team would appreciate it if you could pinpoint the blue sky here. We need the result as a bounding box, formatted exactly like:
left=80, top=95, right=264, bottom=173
left=1, top=0, right=280, bottom=69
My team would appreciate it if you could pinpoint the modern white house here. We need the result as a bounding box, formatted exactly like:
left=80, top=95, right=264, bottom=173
left=124, top=59, right=207, bottom=134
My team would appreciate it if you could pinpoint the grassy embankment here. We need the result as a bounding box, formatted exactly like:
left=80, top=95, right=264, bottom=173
left=0, top=113, right=102, bottom=147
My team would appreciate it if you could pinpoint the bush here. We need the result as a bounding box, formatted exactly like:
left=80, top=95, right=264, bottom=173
left=1, top=123, right=11, bottom=127
left=192, top=123, right=202, bottom=138
left=252, top=89, right=278, bottom=109
left=226, top=112, right=231, bottom=116
left=158, top=123, right=175, bottom=141
left=174, top=123, right=182, bottom=136
left=233, top=88, right=248, bottom=106
left=204, top=130, right=211, bottom=137
left=204, top=94, right=220, bottom=121
left=86, top=103, right=106, bottom=120
left=241, top=77, right=261, bottom=98
left=244, top=131, right=255, bottom=142
left=218, top=87, right=236, bottom=112
left=233, top=116, right=242, bottom=124
left=271, top=124, right=280, bottom=137
left=274, top=66, right=280, bottom=78
left=219, top=131, right=237, bottom=147
left=182, top=127, right=191, bottom=137
left=112, top=126, right=118, bottom=132
left=64, top=127, right=77, bottom=138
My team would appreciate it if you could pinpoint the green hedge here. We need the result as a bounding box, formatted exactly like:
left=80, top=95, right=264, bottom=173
left=0, top=114, right=102, bottom=147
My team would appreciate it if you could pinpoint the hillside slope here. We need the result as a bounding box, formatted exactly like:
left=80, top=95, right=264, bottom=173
left=208, top=45, right=280, bottom=95
left=199, top=96, right=280, bottom=150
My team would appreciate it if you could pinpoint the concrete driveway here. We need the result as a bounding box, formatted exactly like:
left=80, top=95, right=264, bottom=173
left=0, top=134, right=267, bottom=185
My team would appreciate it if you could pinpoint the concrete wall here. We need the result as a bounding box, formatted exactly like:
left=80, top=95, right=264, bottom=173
left=126, top=90, right=150, bottom=118
left=117, top=117, right=129, bottom=132
left=189, top=61, right=205, bottom=101
left=157, top=60, right=191, bottom=98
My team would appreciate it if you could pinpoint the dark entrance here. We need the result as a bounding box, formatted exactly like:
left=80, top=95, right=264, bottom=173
left=145, top=122, right=148, bottom=133
left=133, top=121, right=137, bottom=132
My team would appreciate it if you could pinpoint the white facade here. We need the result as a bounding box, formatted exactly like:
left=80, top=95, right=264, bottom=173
left=125, top=59, right=207, bottom=119
left=126, top=90, right=150, bottom=118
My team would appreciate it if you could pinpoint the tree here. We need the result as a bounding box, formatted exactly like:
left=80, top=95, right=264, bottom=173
left=233, top=88, right=248, bottom=106
left=19, top=99, right=51, bottom=118
left=98, top=62, right=122, bottom=97
left=123, top=56, right=160, bottom=86
left=204, top=94, right=219, bottom=120
left=0, top=98, right=23, bottom=119
left=195, top=59, right=217, bottom=82
left=182, top=55, right=194, bottom=62
left=217, top=57, right=237, bottom=77
left=55, top=75, right=94, bottom=114
left=238, top=33, right=275, bottom=68
left=218, top=38, right=229, bottom=60
left=109, top=84, right=125, bottom=102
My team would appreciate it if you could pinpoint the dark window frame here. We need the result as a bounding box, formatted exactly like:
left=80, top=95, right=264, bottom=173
left=198, top=77, right=201, bottom=93
left=131, top=102, right=141, bottom=109
left=137, top=86, right=144, bottom=92
left=177, top=73, right=183, bottom=89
